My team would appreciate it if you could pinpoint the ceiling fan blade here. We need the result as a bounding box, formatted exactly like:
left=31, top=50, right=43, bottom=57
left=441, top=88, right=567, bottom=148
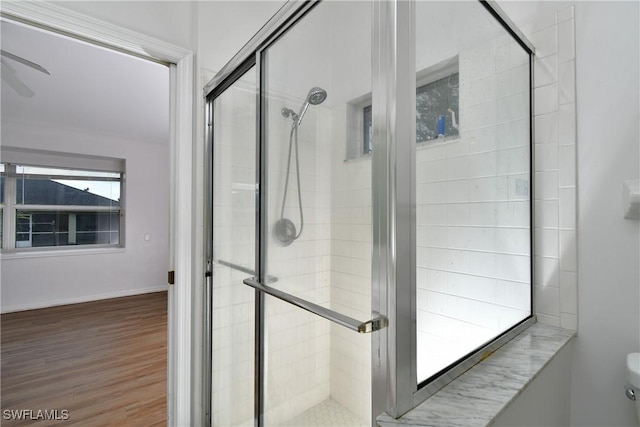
left=1, top=50, right=50, bottom=75
left=1, top=62, right=35, bottom=97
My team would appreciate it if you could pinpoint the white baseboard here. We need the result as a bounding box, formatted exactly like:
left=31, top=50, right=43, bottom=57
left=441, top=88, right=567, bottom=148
left=1, top=286, right=168, bottom=314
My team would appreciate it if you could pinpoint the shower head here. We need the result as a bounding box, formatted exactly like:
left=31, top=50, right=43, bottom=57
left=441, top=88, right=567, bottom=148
left=296, top=86, right=327, bottom=126
left=306, top=87, right=327, bottom=105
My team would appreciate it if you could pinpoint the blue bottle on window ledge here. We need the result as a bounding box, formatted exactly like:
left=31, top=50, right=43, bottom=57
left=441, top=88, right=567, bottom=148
left=437, top=115, right=446, bottom=138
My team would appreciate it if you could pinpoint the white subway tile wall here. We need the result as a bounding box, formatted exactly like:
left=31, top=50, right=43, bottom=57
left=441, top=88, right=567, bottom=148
left=525, top=6, right=578, bottom=330
left=415, top=15, right=532, bottom=380
left=530, top=25, right=557, bottom=58
left=263, top=97, right=334, bottom=425
left=260, top=2, right=373, bottom=424
left=535, top=83, right=559, bottom=116
left=329, top=104, right=372, bottom=425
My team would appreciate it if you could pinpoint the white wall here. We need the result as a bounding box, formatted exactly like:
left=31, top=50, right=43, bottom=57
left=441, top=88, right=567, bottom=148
left=572, top=2, right=639, bottom=426
left=499, top=1, right=640, bottom=426
left=492, top=340, right=573, bottom=427
left=1, top=122, right=169, bottom=312
left=56, top=1, right=195, bottom=51
left=196, top=1, right=286, bottom=76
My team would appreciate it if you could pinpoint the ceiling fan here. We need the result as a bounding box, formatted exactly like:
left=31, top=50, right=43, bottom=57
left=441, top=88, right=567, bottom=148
left=1, top=49, right=50, bottom=98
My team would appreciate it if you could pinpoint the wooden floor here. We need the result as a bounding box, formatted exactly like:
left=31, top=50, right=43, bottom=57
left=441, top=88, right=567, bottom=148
left=1, top=292, right=167, bottom=426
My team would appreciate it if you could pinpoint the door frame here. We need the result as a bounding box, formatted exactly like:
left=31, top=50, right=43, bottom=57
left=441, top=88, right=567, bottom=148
left=0, top=2, right=195, bottom=426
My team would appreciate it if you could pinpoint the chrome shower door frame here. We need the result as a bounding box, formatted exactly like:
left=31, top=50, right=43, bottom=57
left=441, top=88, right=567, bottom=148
left=205, top=0, right=537, bottom=425
left=370, top=0, right=416, bottom=419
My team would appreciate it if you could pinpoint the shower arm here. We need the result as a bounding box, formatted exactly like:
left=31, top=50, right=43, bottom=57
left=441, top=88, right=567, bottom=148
left=243, top=277, right=388, bottom=334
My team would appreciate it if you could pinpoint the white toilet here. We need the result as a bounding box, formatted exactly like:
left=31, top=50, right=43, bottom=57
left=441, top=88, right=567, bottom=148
left=627, top=353, right=640, bottom=423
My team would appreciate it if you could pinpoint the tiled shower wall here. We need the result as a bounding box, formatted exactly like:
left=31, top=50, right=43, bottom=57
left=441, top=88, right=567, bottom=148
left=329, top=106, right=372, bottom=425
left=327, top=2, right=373, bottom=424
left=527, top=6, right=578, bottom=330
left=263, top=100, right=333, bottom=424
left=416, top=30, right=531, bottom=380
left=326, top=4, right=579, bottom=394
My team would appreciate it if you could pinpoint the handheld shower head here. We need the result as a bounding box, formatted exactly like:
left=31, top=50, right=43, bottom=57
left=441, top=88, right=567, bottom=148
left=275, top=86, right=328, bottom=246
left=296, top=86, right=327, bottom=126
left=306, top=87, right=327, bottom=105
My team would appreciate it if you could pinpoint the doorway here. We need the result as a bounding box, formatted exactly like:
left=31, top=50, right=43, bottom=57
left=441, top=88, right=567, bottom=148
left=0, top=3, right=194, bottom=423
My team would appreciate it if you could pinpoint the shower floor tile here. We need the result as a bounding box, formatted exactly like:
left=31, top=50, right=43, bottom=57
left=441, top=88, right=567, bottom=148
left=281, top=397, right=367, bottom=427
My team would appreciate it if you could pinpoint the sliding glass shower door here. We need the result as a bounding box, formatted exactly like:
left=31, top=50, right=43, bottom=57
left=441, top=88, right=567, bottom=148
left=208, top=2, right=376, bottom=426
left=209, top=66, right=257, bottom=426
left=260, top=3, right=373, bottom=425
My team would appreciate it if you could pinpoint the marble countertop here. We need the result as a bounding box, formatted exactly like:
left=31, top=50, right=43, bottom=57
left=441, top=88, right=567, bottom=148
left=377, top=323, right=575, bottom=427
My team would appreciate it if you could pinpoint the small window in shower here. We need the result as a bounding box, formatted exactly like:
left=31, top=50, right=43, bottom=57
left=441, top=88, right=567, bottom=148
left=363, top=105, right=373, bottom=154
left=362, top=56, right=459, bottom=155
left=415, top=72, right=459, bottom=143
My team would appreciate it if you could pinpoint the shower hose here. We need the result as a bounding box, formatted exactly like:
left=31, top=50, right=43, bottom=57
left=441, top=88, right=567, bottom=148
left=279, top=122, right=304, bottom=240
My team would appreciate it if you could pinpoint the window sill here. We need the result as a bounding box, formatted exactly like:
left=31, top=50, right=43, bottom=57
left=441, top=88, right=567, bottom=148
left=344, top=136, right=463, bottom=163
left=377, top=323, right=575, bottom=427
left=344, top=152, right=372, bottom=163
left=417, top=135, right=461, bottom=150
left=0, top=246, right=125, bottom=260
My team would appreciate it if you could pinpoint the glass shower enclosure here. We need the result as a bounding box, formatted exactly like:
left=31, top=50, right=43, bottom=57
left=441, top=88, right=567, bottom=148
left=204, top=1, right=534, bottom=426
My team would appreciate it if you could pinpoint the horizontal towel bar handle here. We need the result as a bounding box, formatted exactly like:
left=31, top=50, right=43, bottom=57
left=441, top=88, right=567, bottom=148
left=214, top=260, right=278, bottom=283
left=242, top=277, right=387, bottom=334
